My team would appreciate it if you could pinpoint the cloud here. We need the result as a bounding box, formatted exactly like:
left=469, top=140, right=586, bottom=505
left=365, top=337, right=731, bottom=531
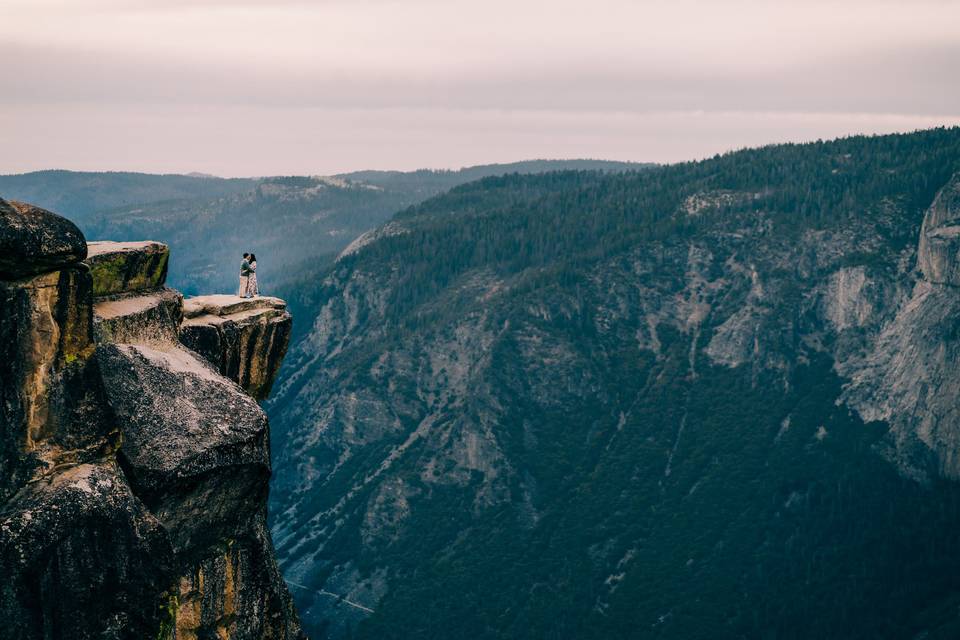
left=1, top=0, right=958, bottom=174
left=3, top=103, right=957, bottom=176
left=3, top=39, right=957, bottom=116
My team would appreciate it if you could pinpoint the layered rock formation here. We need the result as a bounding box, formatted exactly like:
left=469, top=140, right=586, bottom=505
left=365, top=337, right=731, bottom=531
left=180, top=295, right=292, bottom=400
left=0, top=198, right=302, bottom=639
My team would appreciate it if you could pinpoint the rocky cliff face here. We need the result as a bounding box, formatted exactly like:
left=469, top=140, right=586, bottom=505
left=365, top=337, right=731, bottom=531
left=266, top=132, right=960, bottom=639
left=0, top=200, right=302, bottom=639
left=843, top=173, right=960, bottom=480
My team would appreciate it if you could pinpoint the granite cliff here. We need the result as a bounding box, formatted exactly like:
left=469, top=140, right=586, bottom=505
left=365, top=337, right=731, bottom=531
left=842, top=172, right=960, bottom=480
left=0, top=198, right=301, bottom=639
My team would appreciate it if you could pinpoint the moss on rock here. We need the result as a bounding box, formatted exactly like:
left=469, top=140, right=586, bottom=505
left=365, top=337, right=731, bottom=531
left=86, top=241, right=169, bottom=297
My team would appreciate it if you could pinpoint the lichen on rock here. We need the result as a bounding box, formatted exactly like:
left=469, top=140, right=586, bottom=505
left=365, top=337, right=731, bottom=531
left=86, top=240, right=169, bottom=297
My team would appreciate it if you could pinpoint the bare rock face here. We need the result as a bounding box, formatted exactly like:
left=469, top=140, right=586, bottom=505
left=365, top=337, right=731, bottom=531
left=180, top=295, right=292, bottom=400
left=96, top=342, right=302, bottom=639
left=843, top=282, right=960, bottom=479
left=0, top=198, right=87, bottom=279
left=0, top=463, right=173, bottom=639
left=174, top=518, right=303, bottom=640
left=86, top=240, right=169, bottom=296
left=0, top=265, right=114, bottom=505
left=842, top=174, right=960, bottom=481
left=917, top=173, right=960, bottom=285
left=97, top=342, right=270, bottom=552
left=93, top=287, right=183, bottom=345
left=0, top=203, right=303, bottom=639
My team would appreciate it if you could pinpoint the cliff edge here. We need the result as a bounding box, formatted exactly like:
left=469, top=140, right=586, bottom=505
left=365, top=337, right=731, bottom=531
left=0, top=198, right=302, bottom=639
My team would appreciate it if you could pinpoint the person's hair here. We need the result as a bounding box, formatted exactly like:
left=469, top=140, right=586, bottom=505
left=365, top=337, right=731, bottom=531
left=249, top=253, right=257, bottom=263
left=243, top=252, right=250, bottom=258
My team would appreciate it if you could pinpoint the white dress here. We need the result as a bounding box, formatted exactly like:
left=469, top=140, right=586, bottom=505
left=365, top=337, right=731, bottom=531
left=245, top=261, right=259, bottom=297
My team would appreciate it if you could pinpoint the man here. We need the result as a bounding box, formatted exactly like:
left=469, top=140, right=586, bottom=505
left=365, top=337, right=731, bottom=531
left=239, top=252, right=251, bottom=296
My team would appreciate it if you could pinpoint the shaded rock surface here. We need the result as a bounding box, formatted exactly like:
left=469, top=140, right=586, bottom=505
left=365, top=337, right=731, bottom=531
left=0, top=265, right=113, bottom=505
left=0, top=198, right=87, bottom=279
left=173, top=518, right=303, bottom=640
left=181, top=295, right=292, bottom=400
left=0, top=463, right=173, bottom=639
left=98, top=342, right=270, bottom=553
left=0, top=207, right=302, bottom=639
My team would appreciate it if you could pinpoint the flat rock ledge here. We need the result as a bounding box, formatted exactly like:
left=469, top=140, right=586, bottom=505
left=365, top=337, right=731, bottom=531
left=180, top=295, right=293, bottom=400
left=182, top=294, right=287, bottom=318
left=86, top=240, right=169, bottom=297
left=93, top=287, right=183, bottom=345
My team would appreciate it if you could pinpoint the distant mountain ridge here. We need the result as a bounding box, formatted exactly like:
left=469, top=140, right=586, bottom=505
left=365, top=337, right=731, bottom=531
left=0, top=160, right=652, bottom=299
left=0, top=170, right=256, bottom=221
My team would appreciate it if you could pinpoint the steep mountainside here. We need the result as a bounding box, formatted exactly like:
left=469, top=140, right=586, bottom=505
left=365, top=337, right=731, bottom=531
left=267, top=128, right=960, bottom=639
left=0, top=199, right=301, bottom=639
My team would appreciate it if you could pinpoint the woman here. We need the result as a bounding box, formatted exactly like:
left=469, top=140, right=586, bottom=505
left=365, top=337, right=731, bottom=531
left=239, top=253, right=251, bottom=296
left=244, top=253, right=259, bottom=298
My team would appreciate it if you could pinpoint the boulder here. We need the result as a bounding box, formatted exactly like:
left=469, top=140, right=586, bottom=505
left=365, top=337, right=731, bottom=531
left=0, top=463, right=174, bottom=640
left=96, top=343, right=271, bottom=554
left=180, top=295, right=292, bottom=400
left=0, top=198, right=87, bottom=279
left=95, top=342, right=303, bottom=639
left=93, top=288, right=183, bottom=345
left=917, top=173, right=960, bottom=286
left=86, top=241, right=169, bottom=297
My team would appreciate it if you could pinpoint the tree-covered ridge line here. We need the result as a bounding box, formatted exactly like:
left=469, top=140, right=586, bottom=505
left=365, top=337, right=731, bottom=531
left=338, top=127, right=960, bottom=327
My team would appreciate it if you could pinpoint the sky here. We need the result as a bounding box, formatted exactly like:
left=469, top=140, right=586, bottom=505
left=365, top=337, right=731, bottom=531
left=1, top=0, right=959, bottom=176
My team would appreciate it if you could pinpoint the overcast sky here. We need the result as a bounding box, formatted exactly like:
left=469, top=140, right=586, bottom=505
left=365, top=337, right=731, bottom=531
left=1, top=0, right=958, bottom=176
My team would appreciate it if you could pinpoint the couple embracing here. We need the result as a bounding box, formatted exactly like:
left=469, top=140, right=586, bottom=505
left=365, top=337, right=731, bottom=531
left=239, top=252, right=259, bottom=298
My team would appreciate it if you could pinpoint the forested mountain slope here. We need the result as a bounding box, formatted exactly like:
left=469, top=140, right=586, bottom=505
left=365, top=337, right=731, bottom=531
left=266, top=128, right=960, bottom=639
